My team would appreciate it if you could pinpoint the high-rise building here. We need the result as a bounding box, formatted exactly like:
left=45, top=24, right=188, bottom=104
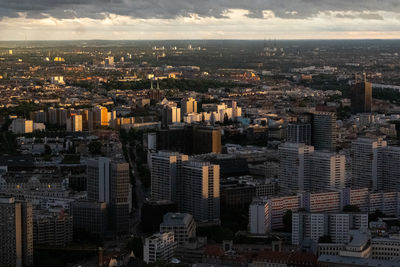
left=309, top=152, right=345, bottom=192
left=382, top=146, right=400, bottom=192
left=181, top=161, right=220, bottom=223
left=249, top=198, right=270, bottom=235
left=181, top=97, right=197, bottom=115
left=351, top=73, right=372, bottom=114
left=87, top=158, right=130, bottom=234
left=312, top=112, right=337, bottom=151
left=93, top=106, right=109, bottom=127
left=144, top=232, right=177, bottom=263
left=287, top=123, right=312, bottom=145
left=33, top=210, right=73, bottom=247
left=278, top=142, right=314, bottom=194
left=351, top=138, right=387, bottom=190
left=160, top=213, right=196, bottom=245
left=150, top=151, right=189, bottom=203
left=66, top=114, right=83, bottom=132
left=162, top=106, right=181, bottom=126
left=71, top=201, right=108, bottom=236
left=0, top=197, right=33, bottom=267
left=9, top=119, right=33, bottom=134
left=192, top=125, right=222, bottom=154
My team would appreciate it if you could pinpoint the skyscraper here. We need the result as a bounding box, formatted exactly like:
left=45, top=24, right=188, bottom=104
left=0, top=197, right=33, bottom=267
left=287, top=123, right=312, bottom=145
left=309, top=152, right=345, bottom=192
left=181, top=97, right=197, bottom=115
left=181, top=161, right=220, bottom=223
left=351, top=73, right=372, bottom=114
left=351, top=138, right=387, bottom=190
left=278, top=142, right=314, bottom=194
left=312, top=111, right=337, bottom=151
left=87, top=158, right=130, bottom=234
left=66, top=114, right=83, bottom=132
left=150, top=151, right=189, bottom=203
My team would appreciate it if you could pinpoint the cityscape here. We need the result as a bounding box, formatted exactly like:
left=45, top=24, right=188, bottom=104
left=2, top=2, right=400, bottom=267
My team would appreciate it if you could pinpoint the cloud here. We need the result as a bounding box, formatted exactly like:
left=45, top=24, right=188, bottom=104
left=1, top=0, right=400, bottom=20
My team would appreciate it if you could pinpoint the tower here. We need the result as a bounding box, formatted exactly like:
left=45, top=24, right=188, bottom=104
left=351, top=73, right=372, bottom=114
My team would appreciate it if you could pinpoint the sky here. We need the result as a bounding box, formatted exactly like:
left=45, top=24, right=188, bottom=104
left=1, top=0, right=400, bottom=40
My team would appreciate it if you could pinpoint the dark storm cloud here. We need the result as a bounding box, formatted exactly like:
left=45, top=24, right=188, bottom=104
left=0, top=0, right=399, bottom=20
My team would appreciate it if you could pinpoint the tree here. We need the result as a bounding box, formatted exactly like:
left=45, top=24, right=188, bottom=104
left=88, top=141, right=102, bottom=155
left=343, top=205, right=361, bottom=213
left=261, top=120, right=267, bottom=127
left=44, top=144, right=52, bottom=155
left=283, top=210, right=292, bottom=232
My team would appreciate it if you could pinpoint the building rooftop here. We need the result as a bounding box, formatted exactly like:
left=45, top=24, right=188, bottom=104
left=318, top=255, right=400, bottom=267
left=161, top=212, right=194, bottom=227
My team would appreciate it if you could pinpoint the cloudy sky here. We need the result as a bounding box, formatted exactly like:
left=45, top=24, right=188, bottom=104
left=1, top=0, right=400, bottom=40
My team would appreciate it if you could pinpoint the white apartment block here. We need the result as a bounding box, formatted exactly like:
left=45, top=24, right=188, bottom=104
left=144, top=232, right=177, bottom=263
left=351, top=137, right=387, bottom=190
left=292, top=212, right=368, bottom=245
left=309, top=152, right=345, bottom=192
left=278, top=142, right=314, bottom=193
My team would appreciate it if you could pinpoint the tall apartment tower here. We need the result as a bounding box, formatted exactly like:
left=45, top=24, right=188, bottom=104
left=150, top=151, right=189, bottom=203
left=93, top=106, right=109, bottom=127
left=66, top=114, right=83, bottom=132
left=287, top=123, right=312, bottom=145
left=312, top=112, right=337, bottom=151
left=181, top=161, right=220, bottom=223
left=162, top=106, right=181, bottom=127
left=351, top=138, right=387, bottom=190
left=0, top=197, right=33, bottom=267
left=278, top=142, right=314, bottom=194
left=87, top=158, right=130, bottom=234
left=381, top=146, right=400, bottom=192
left=351, top=73, right=372, bottom=114
left=181, top=97, right=197, bottom=115
left=309, top=152, right=345, bottom=192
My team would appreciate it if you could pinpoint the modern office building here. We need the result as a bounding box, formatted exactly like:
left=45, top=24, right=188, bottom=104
left=144, top=232, right=177, bottom=263
left=312, top=111, right=337, bottom=151
left=0, top=197, right=33, bottom=267
left=287, top=123, right=312, bottom=145
left=351, top=73, right=372, bottom=114
left=192, top=125, right=222, bottom=154
left=351, top=138, right=387, bottom=190
left=150, top=151, right=189, bottom=203
left=309, top=151, right=345, bottom=192
left=181, top=161, right=220, bottom=223
left=278, top=142, right=314, bottom=193
left=87, top=157, right=130, bottom=234
left=160, top=213, right=196, bottom=245
left=71, top=201, right=108, bottom=236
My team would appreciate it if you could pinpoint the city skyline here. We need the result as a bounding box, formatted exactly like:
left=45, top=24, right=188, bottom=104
left=1, top=2, right=400, bottom=40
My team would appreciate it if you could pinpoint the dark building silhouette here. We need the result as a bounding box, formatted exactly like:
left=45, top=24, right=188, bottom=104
left=156, top=125, right=221, bottom=155
left=311, top=112, right=337, bottom=151
left=351, top=73, right=372, bottom=114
